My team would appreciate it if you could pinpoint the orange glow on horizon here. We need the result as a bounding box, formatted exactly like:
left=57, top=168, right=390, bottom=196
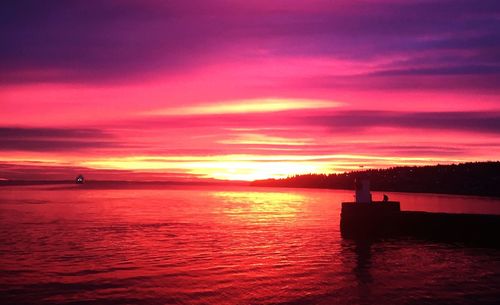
left=75, top=154, right=467, bottom=181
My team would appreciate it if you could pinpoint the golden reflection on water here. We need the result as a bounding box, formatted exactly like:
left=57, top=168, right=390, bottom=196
left=213, top=191, right=306, bottom=224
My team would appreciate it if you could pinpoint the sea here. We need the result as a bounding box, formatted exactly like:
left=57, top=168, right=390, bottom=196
left=1, top=183, right=500, bottom=305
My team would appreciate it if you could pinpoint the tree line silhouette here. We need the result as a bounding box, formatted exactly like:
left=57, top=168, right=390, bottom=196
left=251, top=161, right=500, bottom=197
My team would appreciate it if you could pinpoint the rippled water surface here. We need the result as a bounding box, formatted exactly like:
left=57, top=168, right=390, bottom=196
left=1, top=184, right=500, bottom=305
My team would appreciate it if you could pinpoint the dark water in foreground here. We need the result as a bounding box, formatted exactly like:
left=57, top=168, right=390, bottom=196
left=1, top=184, right=500, bottom=305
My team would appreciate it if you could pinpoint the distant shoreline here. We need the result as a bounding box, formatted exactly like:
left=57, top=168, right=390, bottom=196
left=0, top=180, right=247, bottom=187
left=251, top=184, right=500, bottom=199
left=251, top=161, right=500, bottom=198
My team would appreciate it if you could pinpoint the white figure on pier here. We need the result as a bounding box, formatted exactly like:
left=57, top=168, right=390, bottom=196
left=355, top=179, right=372, bottom=203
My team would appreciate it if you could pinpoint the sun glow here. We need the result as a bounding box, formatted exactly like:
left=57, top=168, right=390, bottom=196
left=76, top=153, right=466, bottom=181
left=84, top=157, right=321, bottom=181
left=144, top=98, right=342, bottom=116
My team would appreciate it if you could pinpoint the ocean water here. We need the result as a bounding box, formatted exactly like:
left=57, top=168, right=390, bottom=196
left=1, top=184, right=500, bottom=305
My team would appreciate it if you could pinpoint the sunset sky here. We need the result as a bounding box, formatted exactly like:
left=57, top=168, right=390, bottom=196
left=1, top=0, right=500, bottom=181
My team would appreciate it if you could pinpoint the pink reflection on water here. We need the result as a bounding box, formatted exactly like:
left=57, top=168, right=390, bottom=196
left=1, top=185, right=500, bottom=305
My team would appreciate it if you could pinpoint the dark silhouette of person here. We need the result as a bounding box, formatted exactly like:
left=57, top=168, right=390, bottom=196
left=383, top=194, right=389, bottom=202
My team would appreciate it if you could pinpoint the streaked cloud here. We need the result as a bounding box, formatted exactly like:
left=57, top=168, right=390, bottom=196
left=0, top=127, right=116, bottom=151
left=218, top=133, right=312, bottom=146
left=144, top=98, right=341, bottom=116
left=307, top=111, right=500, bottom=134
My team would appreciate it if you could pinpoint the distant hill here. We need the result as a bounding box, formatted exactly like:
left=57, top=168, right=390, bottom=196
left=251, top=162, right=500, bottom=197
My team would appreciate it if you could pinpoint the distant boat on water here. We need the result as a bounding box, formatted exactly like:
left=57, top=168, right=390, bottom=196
left=76, top=175, right=84, bottom=184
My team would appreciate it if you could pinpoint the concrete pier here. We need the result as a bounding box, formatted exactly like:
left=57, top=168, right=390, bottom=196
left=340, top=202, right=500, bottom=247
